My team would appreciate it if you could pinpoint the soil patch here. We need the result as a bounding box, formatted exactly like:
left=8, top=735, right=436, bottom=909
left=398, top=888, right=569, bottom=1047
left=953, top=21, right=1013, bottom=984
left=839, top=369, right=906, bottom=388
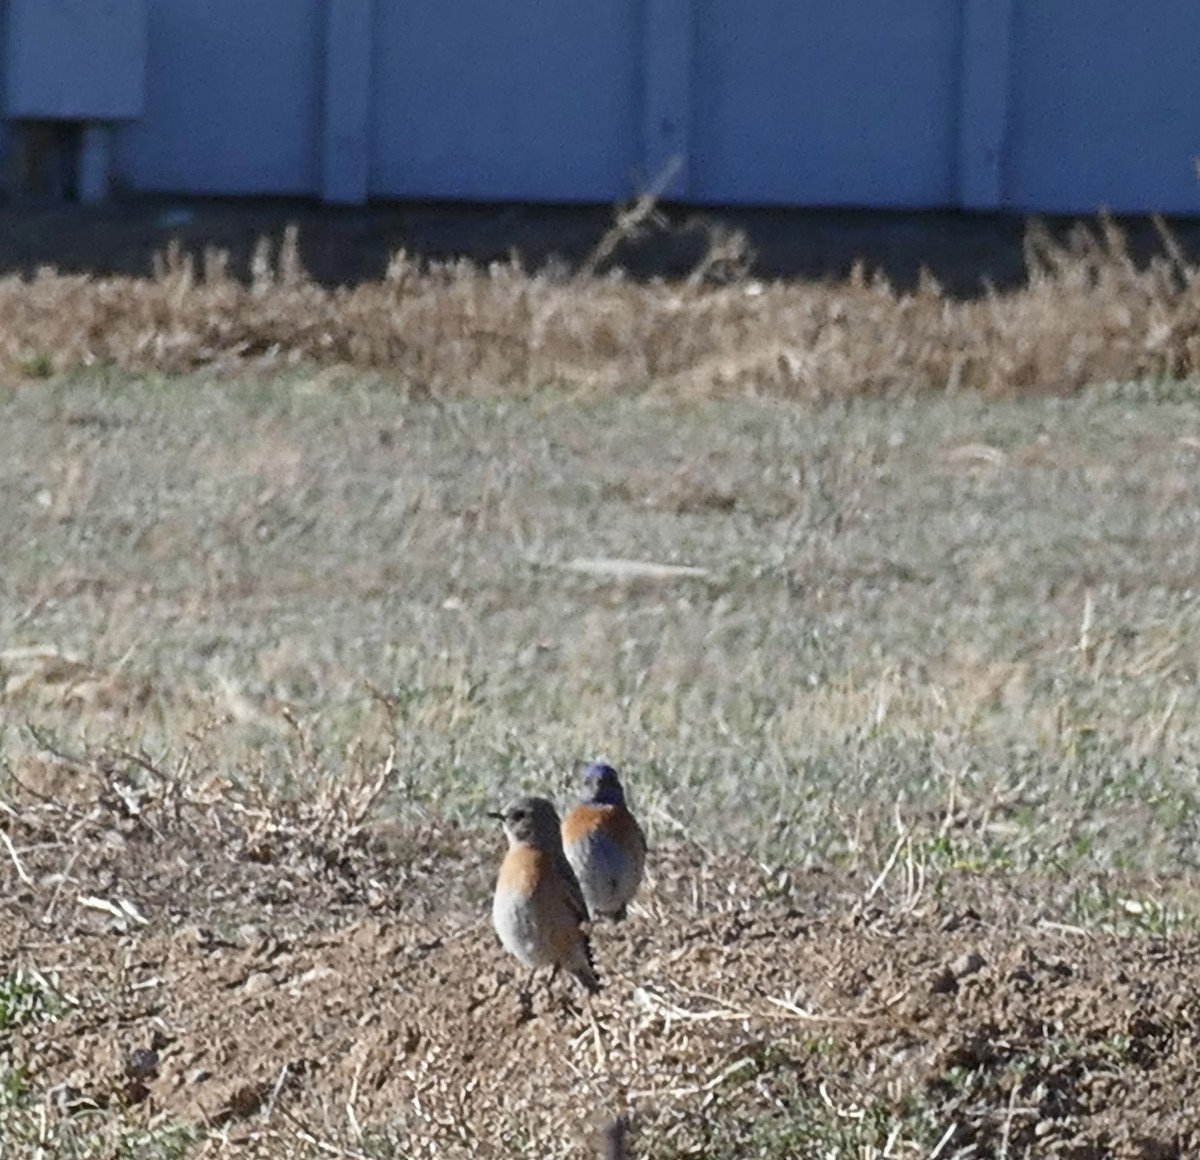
left=3, top=786, right=1199, bottom=1157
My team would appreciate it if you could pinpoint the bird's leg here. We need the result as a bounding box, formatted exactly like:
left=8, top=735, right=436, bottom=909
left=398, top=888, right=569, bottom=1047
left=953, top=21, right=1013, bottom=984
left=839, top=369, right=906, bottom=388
left=587, top=997, right=607, bottom=1068
left=546, top=964, right=581, bottom=1014
left=516, top=968, right=537, bottom=1023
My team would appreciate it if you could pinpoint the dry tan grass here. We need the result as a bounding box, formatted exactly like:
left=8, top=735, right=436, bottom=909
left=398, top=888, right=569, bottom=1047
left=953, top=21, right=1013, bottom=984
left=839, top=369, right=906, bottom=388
left=1, top=217, right=1199, bottom=397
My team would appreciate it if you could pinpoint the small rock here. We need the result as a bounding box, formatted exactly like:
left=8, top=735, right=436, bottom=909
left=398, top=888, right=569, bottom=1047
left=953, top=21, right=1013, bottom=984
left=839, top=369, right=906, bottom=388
left=187, top=1068, right=212, bottom=1084
left=226, top=1083, right=264, bottom=1118
left=931, top=950, right=987, bottom=994
left=938, top=907, right=981, bottom=932
left=294, top=965, right=335, bottom=988
left=125, top=1047, right=159, bottom=1080
left=237, top=923, right=268, bottom=951
left=950, top=951, right=987, bottom=980
left=241, top=970, right=274, bottom=995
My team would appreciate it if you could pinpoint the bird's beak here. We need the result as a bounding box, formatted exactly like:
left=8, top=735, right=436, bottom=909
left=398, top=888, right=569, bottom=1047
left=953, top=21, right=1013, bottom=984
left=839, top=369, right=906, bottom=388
left=486, top=810, right=505, bottom=821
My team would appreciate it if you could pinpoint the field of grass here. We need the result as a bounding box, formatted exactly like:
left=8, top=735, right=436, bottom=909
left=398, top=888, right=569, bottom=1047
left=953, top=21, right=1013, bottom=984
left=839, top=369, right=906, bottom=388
left=4, top=206, right=1200, bottom=1158
left=6, top=370, right=1200, bottom=873
left=3, top=363, right=1200, bottom=1156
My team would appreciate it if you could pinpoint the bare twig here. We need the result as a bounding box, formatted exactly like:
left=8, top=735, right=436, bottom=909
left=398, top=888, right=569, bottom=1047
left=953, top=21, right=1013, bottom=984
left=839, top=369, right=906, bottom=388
left=578, top=158, right=680, bottom=278
left=0, top=829, right=34, bottom=885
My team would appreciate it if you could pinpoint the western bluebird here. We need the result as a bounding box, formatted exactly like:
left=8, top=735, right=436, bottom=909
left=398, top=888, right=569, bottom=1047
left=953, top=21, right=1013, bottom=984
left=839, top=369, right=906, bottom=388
left=490, top=795, right=601, bottom=999
left=561, top=763, right=647, bottom=922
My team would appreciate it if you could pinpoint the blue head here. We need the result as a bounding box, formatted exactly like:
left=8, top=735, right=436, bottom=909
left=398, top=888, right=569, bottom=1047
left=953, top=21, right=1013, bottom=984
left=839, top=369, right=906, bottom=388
left=580, top=763, right=626, bottom=806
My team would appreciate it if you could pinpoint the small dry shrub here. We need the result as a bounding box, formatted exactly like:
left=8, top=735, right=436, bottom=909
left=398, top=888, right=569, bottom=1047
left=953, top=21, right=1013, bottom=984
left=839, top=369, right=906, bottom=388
left=0, top=216, right=1197, bottom=397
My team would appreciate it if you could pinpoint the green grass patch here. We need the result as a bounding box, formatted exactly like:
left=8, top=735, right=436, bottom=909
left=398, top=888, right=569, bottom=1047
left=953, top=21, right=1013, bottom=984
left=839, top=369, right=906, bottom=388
left=4, top=371, right=1200, bottom=909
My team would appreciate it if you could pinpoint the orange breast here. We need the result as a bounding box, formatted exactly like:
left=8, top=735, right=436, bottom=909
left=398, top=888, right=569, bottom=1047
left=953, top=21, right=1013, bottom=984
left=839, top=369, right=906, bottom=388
left=561, top=803, right=610, bottom=847
left=496, top=845, right=544, bottom=896
left=563, top=802, right=645, bottom=857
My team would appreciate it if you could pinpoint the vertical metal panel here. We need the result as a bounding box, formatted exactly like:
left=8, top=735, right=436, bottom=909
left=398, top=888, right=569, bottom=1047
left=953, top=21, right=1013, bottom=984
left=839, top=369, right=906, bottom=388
left=5, top=0, right=147, bottom=120
left=369, top=0, right=640, bottom=201
left=322, top=0, right=372, bottom=205
left=78, top=124, right=114, bottom=203
left=0, top=3, right=10, bottom=174
left=688, top=0, right=960, bottom=207
left=1006, top=2, right=1200, bottom=214
left=116, top=0, right=322, bottom=195
left=641, top=0, right=692, bottom=197
left=957, top=0, right=1012, bottom=210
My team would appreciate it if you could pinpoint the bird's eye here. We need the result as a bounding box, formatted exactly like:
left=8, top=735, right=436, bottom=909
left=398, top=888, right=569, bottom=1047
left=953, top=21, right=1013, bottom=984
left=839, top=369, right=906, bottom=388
left=510, top=809, right=527, bottom=821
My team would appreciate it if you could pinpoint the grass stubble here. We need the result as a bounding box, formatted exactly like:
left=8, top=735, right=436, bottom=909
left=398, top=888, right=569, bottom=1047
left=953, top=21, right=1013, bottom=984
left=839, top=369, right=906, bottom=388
left=2, top=214, right=1200, bottom=1155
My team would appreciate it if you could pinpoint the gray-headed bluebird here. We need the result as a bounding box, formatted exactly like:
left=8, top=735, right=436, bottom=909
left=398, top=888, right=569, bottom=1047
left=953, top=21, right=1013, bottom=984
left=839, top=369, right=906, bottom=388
left=490, top=795, right=601, bottom=996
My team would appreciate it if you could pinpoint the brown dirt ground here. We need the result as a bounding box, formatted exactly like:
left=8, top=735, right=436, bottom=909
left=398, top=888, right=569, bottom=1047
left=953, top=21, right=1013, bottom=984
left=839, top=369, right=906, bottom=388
left=3, top=774, right=1200, bottom=1158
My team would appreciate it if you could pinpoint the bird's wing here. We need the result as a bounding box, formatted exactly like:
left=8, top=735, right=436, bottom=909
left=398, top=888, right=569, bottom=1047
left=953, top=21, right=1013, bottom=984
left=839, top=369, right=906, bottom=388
left=615, top=806, right=649, bottom=857
left=554, top=851, right=592, bottom=923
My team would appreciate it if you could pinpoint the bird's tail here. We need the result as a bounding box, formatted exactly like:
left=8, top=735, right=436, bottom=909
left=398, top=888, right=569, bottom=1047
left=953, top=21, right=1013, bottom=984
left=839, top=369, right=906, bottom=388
left=574, top=933, right=602, bottom=994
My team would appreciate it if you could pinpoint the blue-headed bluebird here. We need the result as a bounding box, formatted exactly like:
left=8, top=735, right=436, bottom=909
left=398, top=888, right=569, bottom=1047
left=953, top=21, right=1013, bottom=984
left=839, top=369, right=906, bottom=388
left=490, top=795, right=601, bottom=998
left=561, top=763, right=647, bottom=922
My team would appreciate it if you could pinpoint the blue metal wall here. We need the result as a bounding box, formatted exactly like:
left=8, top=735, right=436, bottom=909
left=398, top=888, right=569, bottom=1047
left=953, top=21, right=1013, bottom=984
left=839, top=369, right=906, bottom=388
left=7, top=0, right=1199, bottom=214
left=688, top=0, right=961, bottom=206
left=116, top=0, right=323, bottom=195
left=1005, top=6, right=1200, bottom=214
left=370, top=1, right=641, bottom=201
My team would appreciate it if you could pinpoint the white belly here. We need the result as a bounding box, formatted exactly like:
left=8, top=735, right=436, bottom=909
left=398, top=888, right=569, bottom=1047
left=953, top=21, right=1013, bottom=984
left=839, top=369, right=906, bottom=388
left=492, top=889, right=555, bottom=968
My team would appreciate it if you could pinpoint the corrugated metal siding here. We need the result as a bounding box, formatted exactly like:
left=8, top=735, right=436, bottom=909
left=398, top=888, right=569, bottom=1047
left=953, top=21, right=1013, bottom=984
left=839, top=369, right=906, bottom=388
left=1005, top=6, right=1200, bottom=214
left=370, top=0, right=641, bottom=201
left=5, top=0, right=1199, bottom=214
left=689, top=1, right=961, bottom=207
left=115, top=0, right=323, bottom=195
